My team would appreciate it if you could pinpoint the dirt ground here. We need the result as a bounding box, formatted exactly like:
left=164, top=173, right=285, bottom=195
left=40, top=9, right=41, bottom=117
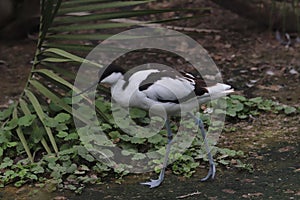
left=0, top=39, right=35, bottom=107
left=0, top=0, right=299, bottom=199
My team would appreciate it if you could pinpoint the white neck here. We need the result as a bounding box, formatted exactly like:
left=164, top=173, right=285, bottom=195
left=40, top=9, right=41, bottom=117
left=100, top=72, right=124, bottom=85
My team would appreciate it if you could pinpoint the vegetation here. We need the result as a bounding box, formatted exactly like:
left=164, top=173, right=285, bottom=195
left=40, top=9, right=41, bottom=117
left=0, top=92, right=297, bottom=192
left=0, top=0, right=299, bottom=194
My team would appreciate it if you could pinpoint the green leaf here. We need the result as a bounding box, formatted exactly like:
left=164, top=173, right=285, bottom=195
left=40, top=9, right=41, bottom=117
left=218, top=159, right=230, bottom=165
left=132, top=153, right=146, bottom=160
left=0, top=157, right=13, bottom=169
left=284, top=106, right=296, bottom=114
left=47, top=33, right=147, bottom=40
left=44, top=117, right=59, bottom=128
left=42, top=57, right=73, bottom=63
left=33, top=69, right=73, bottom=89
left=121, top=150, right=132, bottom=156
left=4, top=118, right=18, bottom=131
left=17, top=115, right=36, bottom=127
left=43, top=48, right=101, bottom=68
left=100, top=123, right=112, bottom=131
left=57, top=131, right=68, bottom=138
left=7, top=142, right=17, bottom=148
left=31, top=123, right=47, bottom=143
left=274, top=105, right=284, bottom=111
left=237, top=114, right=248, bottom=119
left=29, top=80, right=89, bottom=124
left=148, top=134, right=164, bottom=144
left=226, top=109, right=236, bottom=117
left=75, top=145, right=95, bottom=162
left=61, top=0, right=110, bottom=7
left=249, top=97, right=263, bottom=104
left=58, top=1, right=151, bottom=15
left=0, top=129, right=10, bottom=144
left=13, top=104, right=34, bottom=162
left=258, top=100, right=274, bottom=111
left=25, top=89, right=58, bottom=154
left=54, top=113, right=71, bottom=123
left=233, top=102, right=244, bottom=112
left=53, top=10, right=177, bottom=24
left=43, top=43, right=94, bottom=52
left=55, top=124, right=68, bottom=131
left=130, top=137, right=146, bottom=144
left=95, top=99, right=110, bottom=112
left=50, top=22, right=133, bottom=32
left=29, top=80, right=72, bottom=114
left=31, top=165, right=45, bottom=174
left=66, top=163, right=77, bottom=174
left=230, top=95, right=246, bottom=101
left=65, top=132, right=78, bottom=141
left=119, top=134, right=131, bottom=142
left=0, top=105, right=14, bottom=120
left=130, top=108, right=147, bottom=119
left=84, top=154, right=95, bottom=162
left=49, top=102, right=63, bottom=112
left=109, top=131, right=120, bottom=140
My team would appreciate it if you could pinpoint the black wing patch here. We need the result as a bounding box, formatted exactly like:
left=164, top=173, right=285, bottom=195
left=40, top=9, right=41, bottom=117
left=139, top=70, right=179, bottom=91
left=139, top=69, right=209, bottom=104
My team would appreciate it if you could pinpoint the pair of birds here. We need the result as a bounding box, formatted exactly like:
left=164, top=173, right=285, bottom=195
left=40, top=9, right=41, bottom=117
left=75, top=64, right=233, bottom=188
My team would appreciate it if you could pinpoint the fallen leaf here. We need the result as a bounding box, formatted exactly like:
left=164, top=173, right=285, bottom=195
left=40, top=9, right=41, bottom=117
left=278, top=146, right=295, bottom=153
left=53, top=196, right=68, bottom=200
left=242, top=192, right=263, bottom=198
left=257, top=85, right=282, bottom=91
left=284, top=189, right=294, bottom=194
left=289, top=68, right=298, bottom=75
left=224, top=43, right=231, bottom=48
left=241, top=179, right=254, bottom=183
left=230, top=159, right=238, bottom=165
left=16, top=187, right=27, bottom=194
left=266, top=70, right=275, bottom=76
left=222, top=189, right=236, bottom=194
left=208, top=197, right=217, bottom=200
left=293, top=168, right=300, bottom=173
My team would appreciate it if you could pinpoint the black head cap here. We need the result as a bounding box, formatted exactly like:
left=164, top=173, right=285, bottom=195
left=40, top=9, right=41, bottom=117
left=98, top=64, right=125, bottom=82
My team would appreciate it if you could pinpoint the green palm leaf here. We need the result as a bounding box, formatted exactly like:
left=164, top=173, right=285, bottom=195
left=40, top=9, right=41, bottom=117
left=7, top=0, right=202, bottom=162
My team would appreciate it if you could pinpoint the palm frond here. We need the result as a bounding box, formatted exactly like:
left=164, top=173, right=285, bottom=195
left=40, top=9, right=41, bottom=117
left=9, top=0, right=203, bottom=160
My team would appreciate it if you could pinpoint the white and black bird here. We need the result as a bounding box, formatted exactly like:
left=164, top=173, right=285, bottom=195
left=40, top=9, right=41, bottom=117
left=74, top=64, right=233, bottom=188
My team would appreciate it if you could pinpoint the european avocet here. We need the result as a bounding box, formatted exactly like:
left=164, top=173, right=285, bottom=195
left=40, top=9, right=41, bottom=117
left=75, top=64, right=233, bottom=188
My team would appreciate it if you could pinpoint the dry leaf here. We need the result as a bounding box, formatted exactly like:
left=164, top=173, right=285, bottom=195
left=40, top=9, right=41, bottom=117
left=222, top=189, right=236, bottom=194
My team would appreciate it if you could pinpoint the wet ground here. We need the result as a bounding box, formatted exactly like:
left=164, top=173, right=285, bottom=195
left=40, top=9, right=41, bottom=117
left=0, top=0, right=299, bottom=199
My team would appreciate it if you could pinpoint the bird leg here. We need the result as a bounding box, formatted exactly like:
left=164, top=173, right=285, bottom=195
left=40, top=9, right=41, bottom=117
left=189, top=113, right=216, bottom=181
left=141, top=117, right=173, bottom=188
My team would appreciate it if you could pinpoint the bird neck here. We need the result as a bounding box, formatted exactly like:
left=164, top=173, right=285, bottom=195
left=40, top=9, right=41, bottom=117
left=99, top=65, right=125, bottom=85
left=100, top=72, right=124, bottom=85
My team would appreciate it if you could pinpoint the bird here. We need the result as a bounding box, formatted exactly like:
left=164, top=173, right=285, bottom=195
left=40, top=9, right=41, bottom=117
left=74, top=64, right=233, bottom=188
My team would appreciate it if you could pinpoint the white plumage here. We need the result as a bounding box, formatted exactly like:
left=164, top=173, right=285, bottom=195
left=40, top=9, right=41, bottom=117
left=101, top=68, right=233, bottom=115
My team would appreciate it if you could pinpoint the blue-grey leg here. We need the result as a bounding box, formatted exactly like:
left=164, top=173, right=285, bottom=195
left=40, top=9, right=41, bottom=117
left=189, top=113, right=216, bottom=181
left=141, top=117, right=173, bottom=188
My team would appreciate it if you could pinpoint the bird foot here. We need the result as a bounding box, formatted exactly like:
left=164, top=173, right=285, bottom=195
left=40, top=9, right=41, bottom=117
left=201, top=163, right=216, bottom=182
left=140, top=178, right=163, bottom=188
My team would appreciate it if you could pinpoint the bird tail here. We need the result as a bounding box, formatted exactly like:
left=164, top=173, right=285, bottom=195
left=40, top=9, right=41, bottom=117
left=205, top=83, right=232, bottom=95
left=197, top=83, right=233, bottom=104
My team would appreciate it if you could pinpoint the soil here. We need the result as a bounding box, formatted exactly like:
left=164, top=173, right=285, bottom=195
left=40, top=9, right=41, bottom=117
left=0, top=0, right=299, bottom=199
left=0, top=39, right=36, bottom=107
